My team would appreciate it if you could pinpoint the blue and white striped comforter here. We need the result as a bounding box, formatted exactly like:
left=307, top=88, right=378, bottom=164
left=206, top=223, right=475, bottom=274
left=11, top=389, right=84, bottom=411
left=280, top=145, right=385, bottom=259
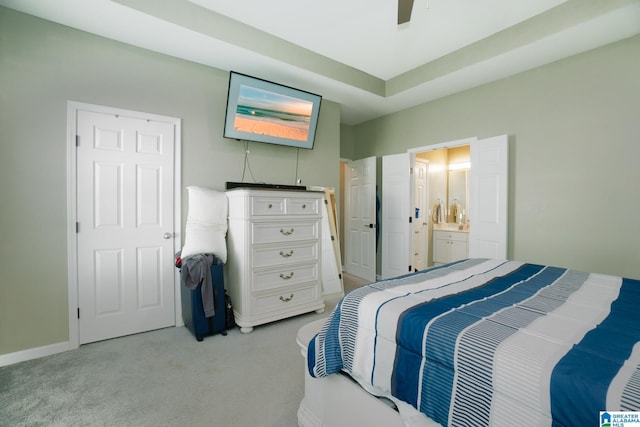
left=307, top=259, right=640, bottom=426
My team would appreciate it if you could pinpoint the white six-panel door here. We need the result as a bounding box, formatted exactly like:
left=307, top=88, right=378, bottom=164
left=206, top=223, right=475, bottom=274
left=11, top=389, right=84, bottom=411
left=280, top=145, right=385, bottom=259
left=76, top=108, right=177, bottom=344
left=381, top=152, right=412, bottom=280
left=344, top=156, right=377, bottom=282
left=469, top=135, right=509, bottom=259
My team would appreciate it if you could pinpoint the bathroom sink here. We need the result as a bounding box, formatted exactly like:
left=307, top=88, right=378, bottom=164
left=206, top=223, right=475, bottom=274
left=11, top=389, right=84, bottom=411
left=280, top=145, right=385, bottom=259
left=433, top=223, right=468, bottom=232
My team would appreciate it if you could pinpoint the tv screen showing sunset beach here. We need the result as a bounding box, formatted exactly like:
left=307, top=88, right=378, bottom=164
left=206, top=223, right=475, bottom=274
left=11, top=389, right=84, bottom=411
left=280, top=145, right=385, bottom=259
left=233, top=85, right=313, bottom=142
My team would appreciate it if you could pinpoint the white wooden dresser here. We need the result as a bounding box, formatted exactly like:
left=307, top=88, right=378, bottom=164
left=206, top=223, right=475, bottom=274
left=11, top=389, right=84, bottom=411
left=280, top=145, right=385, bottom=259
left=226, top=188, right=325, bottom=333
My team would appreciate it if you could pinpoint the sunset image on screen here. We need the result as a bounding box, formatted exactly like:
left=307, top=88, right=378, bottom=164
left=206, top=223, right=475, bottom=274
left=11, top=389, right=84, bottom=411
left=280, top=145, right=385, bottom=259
left=233, top=85, right=313, bottom=141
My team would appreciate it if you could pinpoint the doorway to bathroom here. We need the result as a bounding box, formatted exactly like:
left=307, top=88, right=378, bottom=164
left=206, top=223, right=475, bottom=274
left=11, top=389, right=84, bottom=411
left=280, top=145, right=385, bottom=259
left=381, top=135, right=508, bottom=280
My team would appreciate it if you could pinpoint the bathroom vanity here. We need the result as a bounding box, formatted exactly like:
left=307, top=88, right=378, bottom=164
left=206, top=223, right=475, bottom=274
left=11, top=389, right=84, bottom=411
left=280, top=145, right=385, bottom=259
left=432, top=224, right=469, bottom=266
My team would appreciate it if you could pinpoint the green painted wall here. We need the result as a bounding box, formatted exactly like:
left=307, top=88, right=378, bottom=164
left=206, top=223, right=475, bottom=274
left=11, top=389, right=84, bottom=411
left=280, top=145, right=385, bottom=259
left=2, top=4, right=638, bottom=359
left=351, top=34, right=640, bottom=280
left=339, top=124, right=355, bottom=159
left=0, top=7, right=340, bottom=356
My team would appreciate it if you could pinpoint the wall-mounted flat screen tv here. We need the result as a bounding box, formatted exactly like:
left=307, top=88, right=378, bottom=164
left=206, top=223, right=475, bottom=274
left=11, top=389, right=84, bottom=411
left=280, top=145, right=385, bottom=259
left=223, top=72, right=322, bottom=150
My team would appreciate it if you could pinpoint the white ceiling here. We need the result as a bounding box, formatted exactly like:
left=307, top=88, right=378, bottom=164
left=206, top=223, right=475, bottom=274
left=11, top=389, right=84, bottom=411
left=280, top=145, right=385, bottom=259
left=191, top=0, right=570, bottom=80
left=2, top=0, right=639, bottom=124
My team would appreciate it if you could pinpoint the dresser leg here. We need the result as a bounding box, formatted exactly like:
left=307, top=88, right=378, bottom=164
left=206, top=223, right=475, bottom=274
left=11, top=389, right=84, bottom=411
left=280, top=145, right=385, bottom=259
left=240, top=326, right=254, bottom=334
left=315, top=307, right=325, bottom=314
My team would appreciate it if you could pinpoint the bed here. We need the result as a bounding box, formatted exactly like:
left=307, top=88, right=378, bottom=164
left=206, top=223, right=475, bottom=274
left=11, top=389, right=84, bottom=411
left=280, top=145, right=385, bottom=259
left=297, top=259, right=640, bottom=426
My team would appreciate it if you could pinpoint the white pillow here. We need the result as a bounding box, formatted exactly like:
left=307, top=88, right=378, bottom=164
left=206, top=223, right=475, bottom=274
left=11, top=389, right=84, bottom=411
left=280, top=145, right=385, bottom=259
left=181, top=186, right=228, bottom=263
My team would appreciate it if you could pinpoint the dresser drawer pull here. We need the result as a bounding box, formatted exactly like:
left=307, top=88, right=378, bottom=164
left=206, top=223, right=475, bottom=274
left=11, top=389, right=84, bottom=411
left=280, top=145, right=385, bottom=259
left=279, top=294, right=294, bottom=302
left=268, top=204, right=273, bottom=208
left=279, top=272, right=294, bottom=280
left=279, top=250, right=294, bottom=258
left=302, top=204, right=306, bottom=209
left=280, top=228, right=294, bottom=235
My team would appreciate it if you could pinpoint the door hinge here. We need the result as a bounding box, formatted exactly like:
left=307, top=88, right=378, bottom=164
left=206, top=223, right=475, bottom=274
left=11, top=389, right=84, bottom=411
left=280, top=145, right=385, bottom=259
left=408, top=265, right=412, bottom=272
left=330, top=235, right=335, bottom=241
left=409, top=216, right=413, bottom=223
left=75, top=135, right=79, bottom=147
left=324, top=199, right=328, bottom=205
left=77, top=308, right=80, bottom=319
left=76, top=222, right=80, bottom=233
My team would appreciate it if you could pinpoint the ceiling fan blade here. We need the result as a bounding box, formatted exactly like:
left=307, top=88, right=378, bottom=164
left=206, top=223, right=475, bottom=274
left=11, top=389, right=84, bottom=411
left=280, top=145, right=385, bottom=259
left=398, top=0, right=414, bottom=25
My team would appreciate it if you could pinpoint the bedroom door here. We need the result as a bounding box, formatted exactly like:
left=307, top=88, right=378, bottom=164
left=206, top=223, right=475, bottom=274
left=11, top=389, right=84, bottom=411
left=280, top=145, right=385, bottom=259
left=468, top=135, right=509, bottom=258
left=381, top=152, right=413, bottom=280
left=344, top=156, right=376, bottom=282
left=75, top=106, right=178, bottom=344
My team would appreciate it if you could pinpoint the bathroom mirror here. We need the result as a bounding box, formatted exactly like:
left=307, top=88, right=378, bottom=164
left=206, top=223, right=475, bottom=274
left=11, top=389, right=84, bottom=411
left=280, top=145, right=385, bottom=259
left=448, top=169, right=469, bottom=223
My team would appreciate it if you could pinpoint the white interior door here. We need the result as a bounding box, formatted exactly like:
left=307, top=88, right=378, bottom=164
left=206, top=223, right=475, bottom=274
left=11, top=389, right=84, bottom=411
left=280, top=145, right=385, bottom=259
left=381, top=152, right=412, bottom=280
left=76, top=108, right=177, bottom=344
left=344, top=156, right=376, bottom=282
left=469, top=134, right=509, bottom=259
left=413, top=159, right=429, bottom=271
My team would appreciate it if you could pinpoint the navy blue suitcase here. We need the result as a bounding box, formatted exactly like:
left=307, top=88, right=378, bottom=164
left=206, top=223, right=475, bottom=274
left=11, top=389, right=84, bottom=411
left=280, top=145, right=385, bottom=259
left=181, top=258, right=227, bottom=341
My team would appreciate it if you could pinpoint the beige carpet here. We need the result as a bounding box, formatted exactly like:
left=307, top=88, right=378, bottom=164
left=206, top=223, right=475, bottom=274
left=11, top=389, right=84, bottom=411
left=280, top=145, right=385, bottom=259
left=0, top=303, right=337, bottom=427
left=1, top=273, right=373, bottom=427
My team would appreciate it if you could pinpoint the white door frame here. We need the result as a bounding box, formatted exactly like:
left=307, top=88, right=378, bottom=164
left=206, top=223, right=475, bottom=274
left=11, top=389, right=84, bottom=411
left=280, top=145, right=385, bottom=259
left=66, top=101, right=182, bottom=350
left=377, top=137, right=478, bottom=273
left=407, top=136, right=478, bottom=155
left=406, top=135, right=509, bottom=262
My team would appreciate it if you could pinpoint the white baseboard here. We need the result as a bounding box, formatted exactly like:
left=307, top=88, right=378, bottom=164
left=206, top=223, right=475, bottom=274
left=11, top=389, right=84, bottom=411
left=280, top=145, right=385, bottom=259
left=0, top=341, right=73, bottom=367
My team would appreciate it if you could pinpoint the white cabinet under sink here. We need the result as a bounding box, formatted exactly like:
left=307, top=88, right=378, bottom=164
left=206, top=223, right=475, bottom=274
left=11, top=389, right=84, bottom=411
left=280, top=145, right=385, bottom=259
left=433, top=229, right=468, bottom=266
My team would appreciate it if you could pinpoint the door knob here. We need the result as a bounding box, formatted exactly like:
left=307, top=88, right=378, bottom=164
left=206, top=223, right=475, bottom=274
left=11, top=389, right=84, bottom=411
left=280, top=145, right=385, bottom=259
left=163, top=232, right=174, bottom=239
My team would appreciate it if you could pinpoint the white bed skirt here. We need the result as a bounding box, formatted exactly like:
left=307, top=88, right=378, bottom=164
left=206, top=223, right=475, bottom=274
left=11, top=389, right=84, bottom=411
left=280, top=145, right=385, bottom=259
left=296, top=319, right=405, bottom=427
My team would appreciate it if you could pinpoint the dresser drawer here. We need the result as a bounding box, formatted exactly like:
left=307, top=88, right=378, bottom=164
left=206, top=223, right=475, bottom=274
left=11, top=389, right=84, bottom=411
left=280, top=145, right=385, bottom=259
left=251, top=196, right=286, bottom=216
left=252, top=220, right=319, bottom=244
left=252, top=242, right=319, bottom=268
left=251, top=284, right=320, bottom=316
left=286, top=197, right=320, bottom=215
left=251, top=263, right=319, bottom=292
